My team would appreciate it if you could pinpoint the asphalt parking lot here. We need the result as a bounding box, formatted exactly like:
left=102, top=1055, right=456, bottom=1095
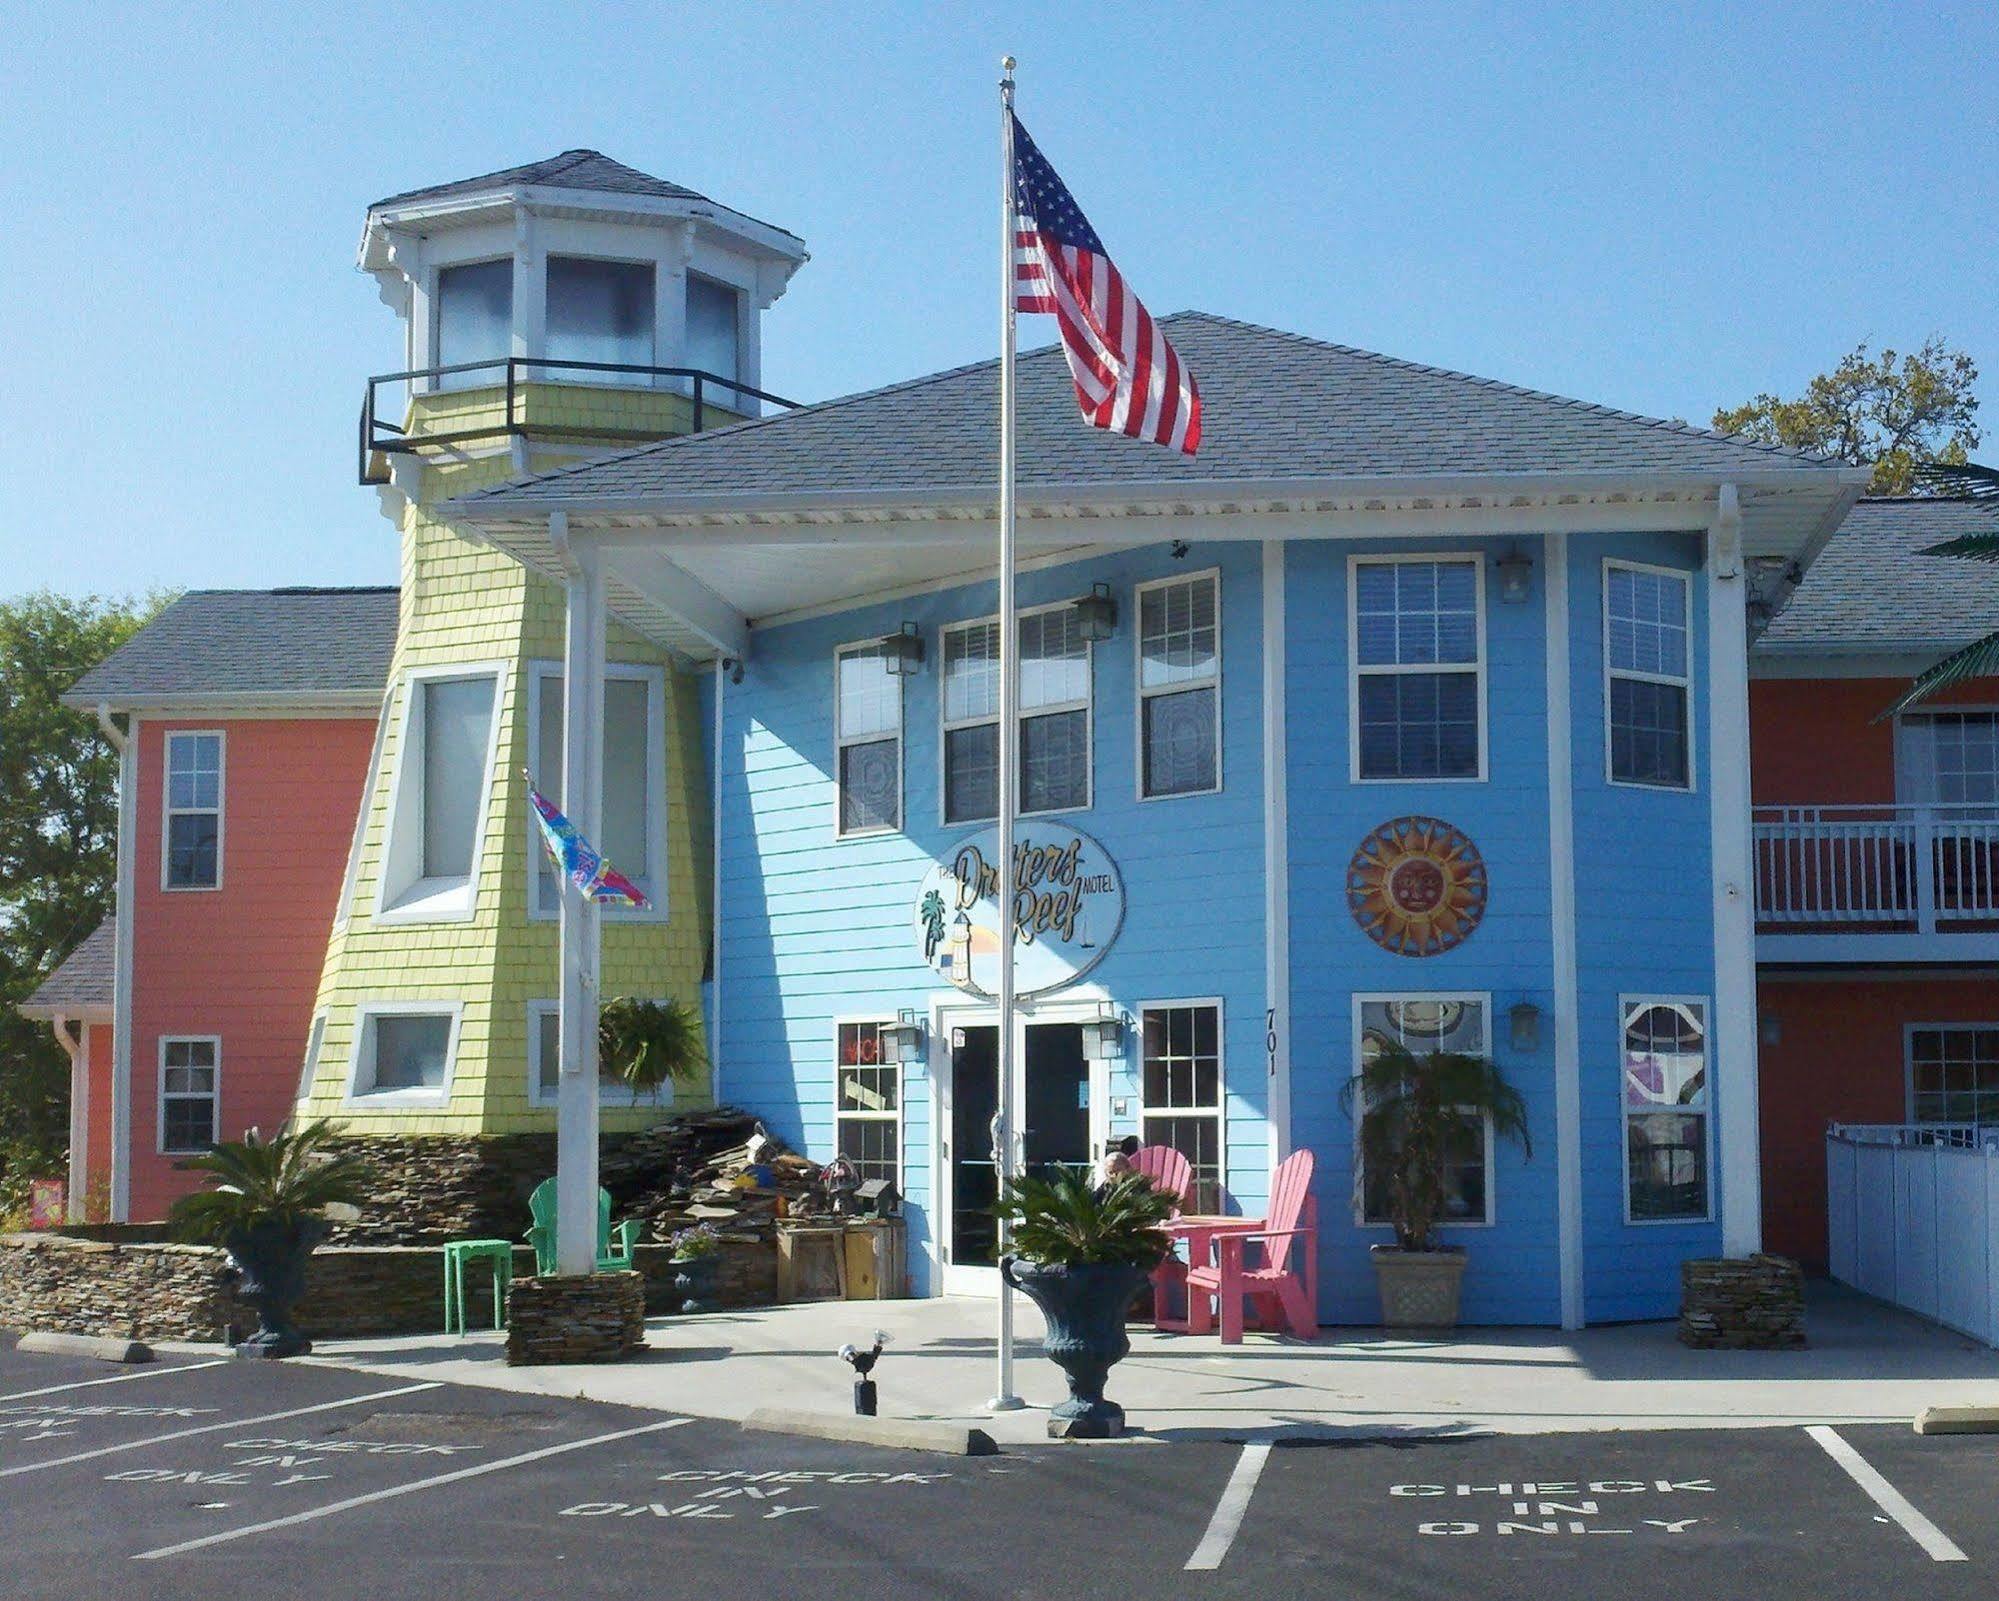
left=3, top=1333, right=1996, bottom=1600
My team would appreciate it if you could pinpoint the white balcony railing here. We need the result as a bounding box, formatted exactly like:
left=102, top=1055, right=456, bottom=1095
left=1753, top=804, right=1999, bottom=932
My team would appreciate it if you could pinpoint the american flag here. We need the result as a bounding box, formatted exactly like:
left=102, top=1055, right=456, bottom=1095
left=1011, top=112, right=1201, bottom=456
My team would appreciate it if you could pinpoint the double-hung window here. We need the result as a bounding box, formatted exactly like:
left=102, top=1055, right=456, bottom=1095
left=378, top=667, right=501, bottom=921
left=1352, top=557, right=1484, bottom=781
left=1622, top=998, right=1710, bottom=1221
left=1140, top=1002, right=1224, bottom=1212
left=528, top=1001, right=655, bottom=1108
left=1356, top=996, right=1492, bottom=1225
left=159, top=1037, right=218, bottom=1154
left=529, top=665, right=663, bottom=916
left=163, top=731, right=223, bottom=889
left=1605, top=562, right=1693, bottom=789
left=1908, top=1025, right=1999, bottom=1126
left=942, top=608, right=1092, bottom=823
left=835, top=1022, right=900, bottom=1186
left=1138, top=573, right=1221, bottom=798
left=835, top=643, right=902, bottom=835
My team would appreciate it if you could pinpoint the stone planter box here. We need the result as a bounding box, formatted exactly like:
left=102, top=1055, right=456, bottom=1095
left=1678, top=1255, right=1807, bottom=1349
left=506, top=1272, right=646, bottom=1365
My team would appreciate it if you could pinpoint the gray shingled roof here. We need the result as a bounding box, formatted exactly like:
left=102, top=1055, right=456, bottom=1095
left=451, top=312, right=1844, bottom=514
left=372, top=148, right=706, bottom=210
left=1759, top=497, right=1999, bottom=655
left=63, top=589, right=399, bottom=710
left=19, top=919, right=115, bottom=1017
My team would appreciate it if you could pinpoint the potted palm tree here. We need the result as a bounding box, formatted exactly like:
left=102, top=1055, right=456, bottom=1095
left=169, top=1121, right=372, bottom=1359
left=598, top=997, right=707, bottom=1094
left=995, top=1167, right=1175, bottom=1438
left=1341, top=1042, right=1530, bottom=1331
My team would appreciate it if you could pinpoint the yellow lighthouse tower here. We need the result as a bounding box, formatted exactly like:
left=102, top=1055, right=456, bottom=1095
left=298, top=152, right=806, bottom=1148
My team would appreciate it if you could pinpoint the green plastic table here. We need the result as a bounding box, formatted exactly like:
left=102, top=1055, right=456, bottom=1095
left=442, top=1239, right=515, bottom=1334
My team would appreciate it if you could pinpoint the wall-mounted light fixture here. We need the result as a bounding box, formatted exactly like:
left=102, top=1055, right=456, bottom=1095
left=1072, top=582, right=1118, bottom=643
left=879, top=1008, right=927, bottom=1065
left=1081, top=1001, right=1124, bottom=1061
left=1170, top=540, right=1190, bottom=560
left=881, top=621, right=925, bottom=676
left=1496, top=548, right=1533, bottom=604
left=1508, top=998, right=1542, bottom=1054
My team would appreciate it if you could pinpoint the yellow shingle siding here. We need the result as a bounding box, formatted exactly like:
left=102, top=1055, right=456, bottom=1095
left=301, top=438, right=715, bottom=1137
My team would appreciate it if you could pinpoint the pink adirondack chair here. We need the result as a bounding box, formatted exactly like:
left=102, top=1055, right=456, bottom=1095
left=1184, top=1148, right=1318, bottom=1343
left=1132, top=1144, right=1195, bottom=1327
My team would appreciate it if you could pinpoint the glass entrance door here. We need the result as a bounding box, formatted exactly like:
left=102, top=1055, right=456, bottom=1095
left=945, top=1020, right=1094, bottom=1288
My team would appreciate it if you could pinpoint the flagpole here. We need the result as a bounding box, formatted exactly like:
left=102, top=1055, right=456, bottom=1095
left=989, top=53, right=1025, bottom=1415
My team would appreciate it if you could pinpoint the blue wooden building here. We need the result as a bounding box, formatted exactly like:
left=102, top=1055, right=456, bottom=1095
left=447, top=313, right=1865, bottom=1326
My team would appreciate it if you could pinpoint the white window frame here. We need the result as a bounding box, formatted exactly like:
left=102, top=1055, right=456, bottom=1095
left=939, top=601, right=1095, bottom=827
left=1904, top=1021, right=1999, bottom=1127
left=1134, top=570, right=1224, bottom=802
left=160, top=730, right=225, bottom=892
left=1893, top=706, right=1999, bottom=807
left=430, top=256, right=514, bottom=388
left=345, top=1000, right=463, bottom=1108
left=1603, top=559, right=1697, bottom=792
left=833, top=1017, right=903, bottom=1188
left=374, top=661, right=509, bottom=926
left=295, top=1012, right=328, bottom=1116
left=157, top=1035, right=220, bottom=1155
left=1619, top=993, right=1715, bottom=1226
left=524, top=661, right=669, bottom=923
left=543, top=252, right=659, bottom=374
left=1347, top=553, right=1489, bottom=785
left=1350, top=991, right=1496, bottom=1230
left=1134, top=997, right=1227, bottom=1208
left=526, top=1000, right=662, bottom=1109
left=834, top=640, right=904, bottom=839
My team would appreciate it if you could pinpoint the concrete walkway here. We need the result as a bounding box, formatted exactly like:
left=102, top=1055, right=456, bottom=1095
left=307, top=1282, right=1999, bottom=1445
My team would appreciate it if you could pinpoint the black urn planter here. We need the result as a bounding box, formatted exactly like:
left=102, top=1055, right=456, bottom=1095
left=671, top=1253, right=720, bottom=1314
left=1001, top=1256, right=1151, bottom=1438
left=224, top=1216, right=329, bottom=1359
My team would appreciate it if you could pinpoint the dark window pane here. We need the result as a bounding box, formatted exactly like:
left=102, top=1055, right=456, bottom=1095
left=161, top=1098, right=214, bottom=1153
left=1142, top=1114, right=1222, bottom=1213
left=1357, top=672, right=1479, bottom=779
left=1144, top=686, right=1218, bottom=796
left=1363, top=1111, right=1487, bottom=1224
left=839, top=737, right=899, bottom=833
left=167, top=814, right=218, bottom=888
left=837, top=1118, right=898, bottom=1186
left=1020, top=709, right=1087, bottom=812
left=945, top=723, right=998, bottom=824
left=1627, top=1112, right=1708, bottom=1219
left=1609, top=677, right=1689, bottom=787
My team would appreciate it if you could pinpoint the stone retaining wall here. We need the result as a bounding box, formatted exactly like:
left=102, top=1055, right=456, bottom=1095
left=0, top=1231, right=777, bottom=1343
left=1678, top=1254, right=1808, bottom=1349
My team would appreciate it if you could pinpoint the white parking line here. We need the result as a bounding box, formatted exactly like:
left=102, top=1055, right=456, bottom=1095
left=134, top=1416, right=692, bottom=1559
left=1185, top=1440, right=1272, bottom=1571
left=0, top=1360, right=229, bottom=1403
left=1805, top=1425, right=1968, bottom=1562
left=0, top=1382, right=442, bottom=1478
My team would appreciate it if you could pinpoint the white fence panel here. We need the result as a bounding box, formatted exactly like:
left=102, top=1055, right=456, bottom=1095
left=1827, top=1126, right=1999, bottom=1347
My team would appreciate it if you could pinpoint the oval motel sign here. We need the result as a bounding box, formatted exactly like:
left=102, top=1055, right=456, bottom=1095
left=914, top=821, right=1125, bottom=999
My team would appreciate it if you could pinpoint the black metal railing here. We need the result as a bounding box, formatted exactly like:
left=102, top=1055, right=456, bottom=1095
left=358, top=357, right=798, bottom=484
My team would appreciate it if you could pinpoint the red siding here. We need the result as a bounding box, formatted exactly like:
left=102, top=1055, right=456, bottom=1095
left=124, top=717, right=374, bottom=1220
left=1757, top=973, right=1999, bottom=1266
left=1751, top=675, right=1999, bottom=807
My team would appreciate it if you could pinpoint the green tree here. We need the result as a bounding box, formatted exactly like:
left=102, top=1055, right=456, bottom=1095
left=1712, top=337, right=1981, bottom=495
left=0, top=591, right=162, bottom=1212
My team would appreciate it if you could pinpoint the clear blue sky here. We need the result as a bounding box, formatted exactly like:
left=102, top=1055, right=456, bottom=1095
left=3, top=2, right=1994, bottom=599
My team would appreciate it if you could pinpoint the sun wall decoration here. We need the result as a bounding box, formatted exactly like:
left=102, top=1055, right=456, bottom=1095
left=1347, top=816, right=1488, bottom=957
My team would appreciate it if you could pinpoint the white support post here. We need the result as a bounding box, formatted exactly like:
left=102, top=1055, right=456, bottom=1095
left=1543, top=531, right=1585, bottom=1329
left=106, top=710, right=135, bottom=1225
left=556, top=514, right=607, bottom=1277
left=1709, top=485, right=1763, bottom=1257
left=1261, top=540, right=1291, bottom=1173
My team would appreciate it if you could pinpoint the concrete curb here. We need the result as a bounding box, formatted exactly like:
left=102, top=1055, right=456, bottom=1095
left=16, top=1332, right=154, bottom=1364
left=1915, top=1405, right=1999, bottom=1435
left=743, top=1407, right=998, bottom=1456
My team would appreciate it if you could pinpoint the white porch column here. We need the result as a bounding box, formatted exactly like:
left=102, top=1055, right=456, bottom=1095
left=1261, top=540, right=1291, bottom=1170
left=556, top=514, right=607, bottom=1277
left=106, top=710, right=135, bottom=1224
left=1708, top=485, right=1763, bottom=1256
left=1544, top=531, right=1585, bottom=1330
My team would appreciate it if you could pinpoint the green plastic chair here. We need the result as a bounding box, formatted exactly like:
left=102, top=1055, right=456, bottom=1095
left=525, top=1178, right=642, bottom=1275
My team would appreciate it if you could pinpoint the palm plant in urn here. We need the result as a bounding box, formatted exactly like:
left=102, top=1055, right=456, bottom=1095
left=169, top=1121, right=372, bottom=1359
left=996, top=1167, right=1175, bottom=1438
left=1342, top=1042, right=1530, bottom=1330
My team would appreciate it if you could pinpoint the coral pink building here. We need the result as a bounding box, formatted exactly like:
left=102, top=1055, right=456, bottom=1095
left=23, top=589, right=395, bottom=1220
